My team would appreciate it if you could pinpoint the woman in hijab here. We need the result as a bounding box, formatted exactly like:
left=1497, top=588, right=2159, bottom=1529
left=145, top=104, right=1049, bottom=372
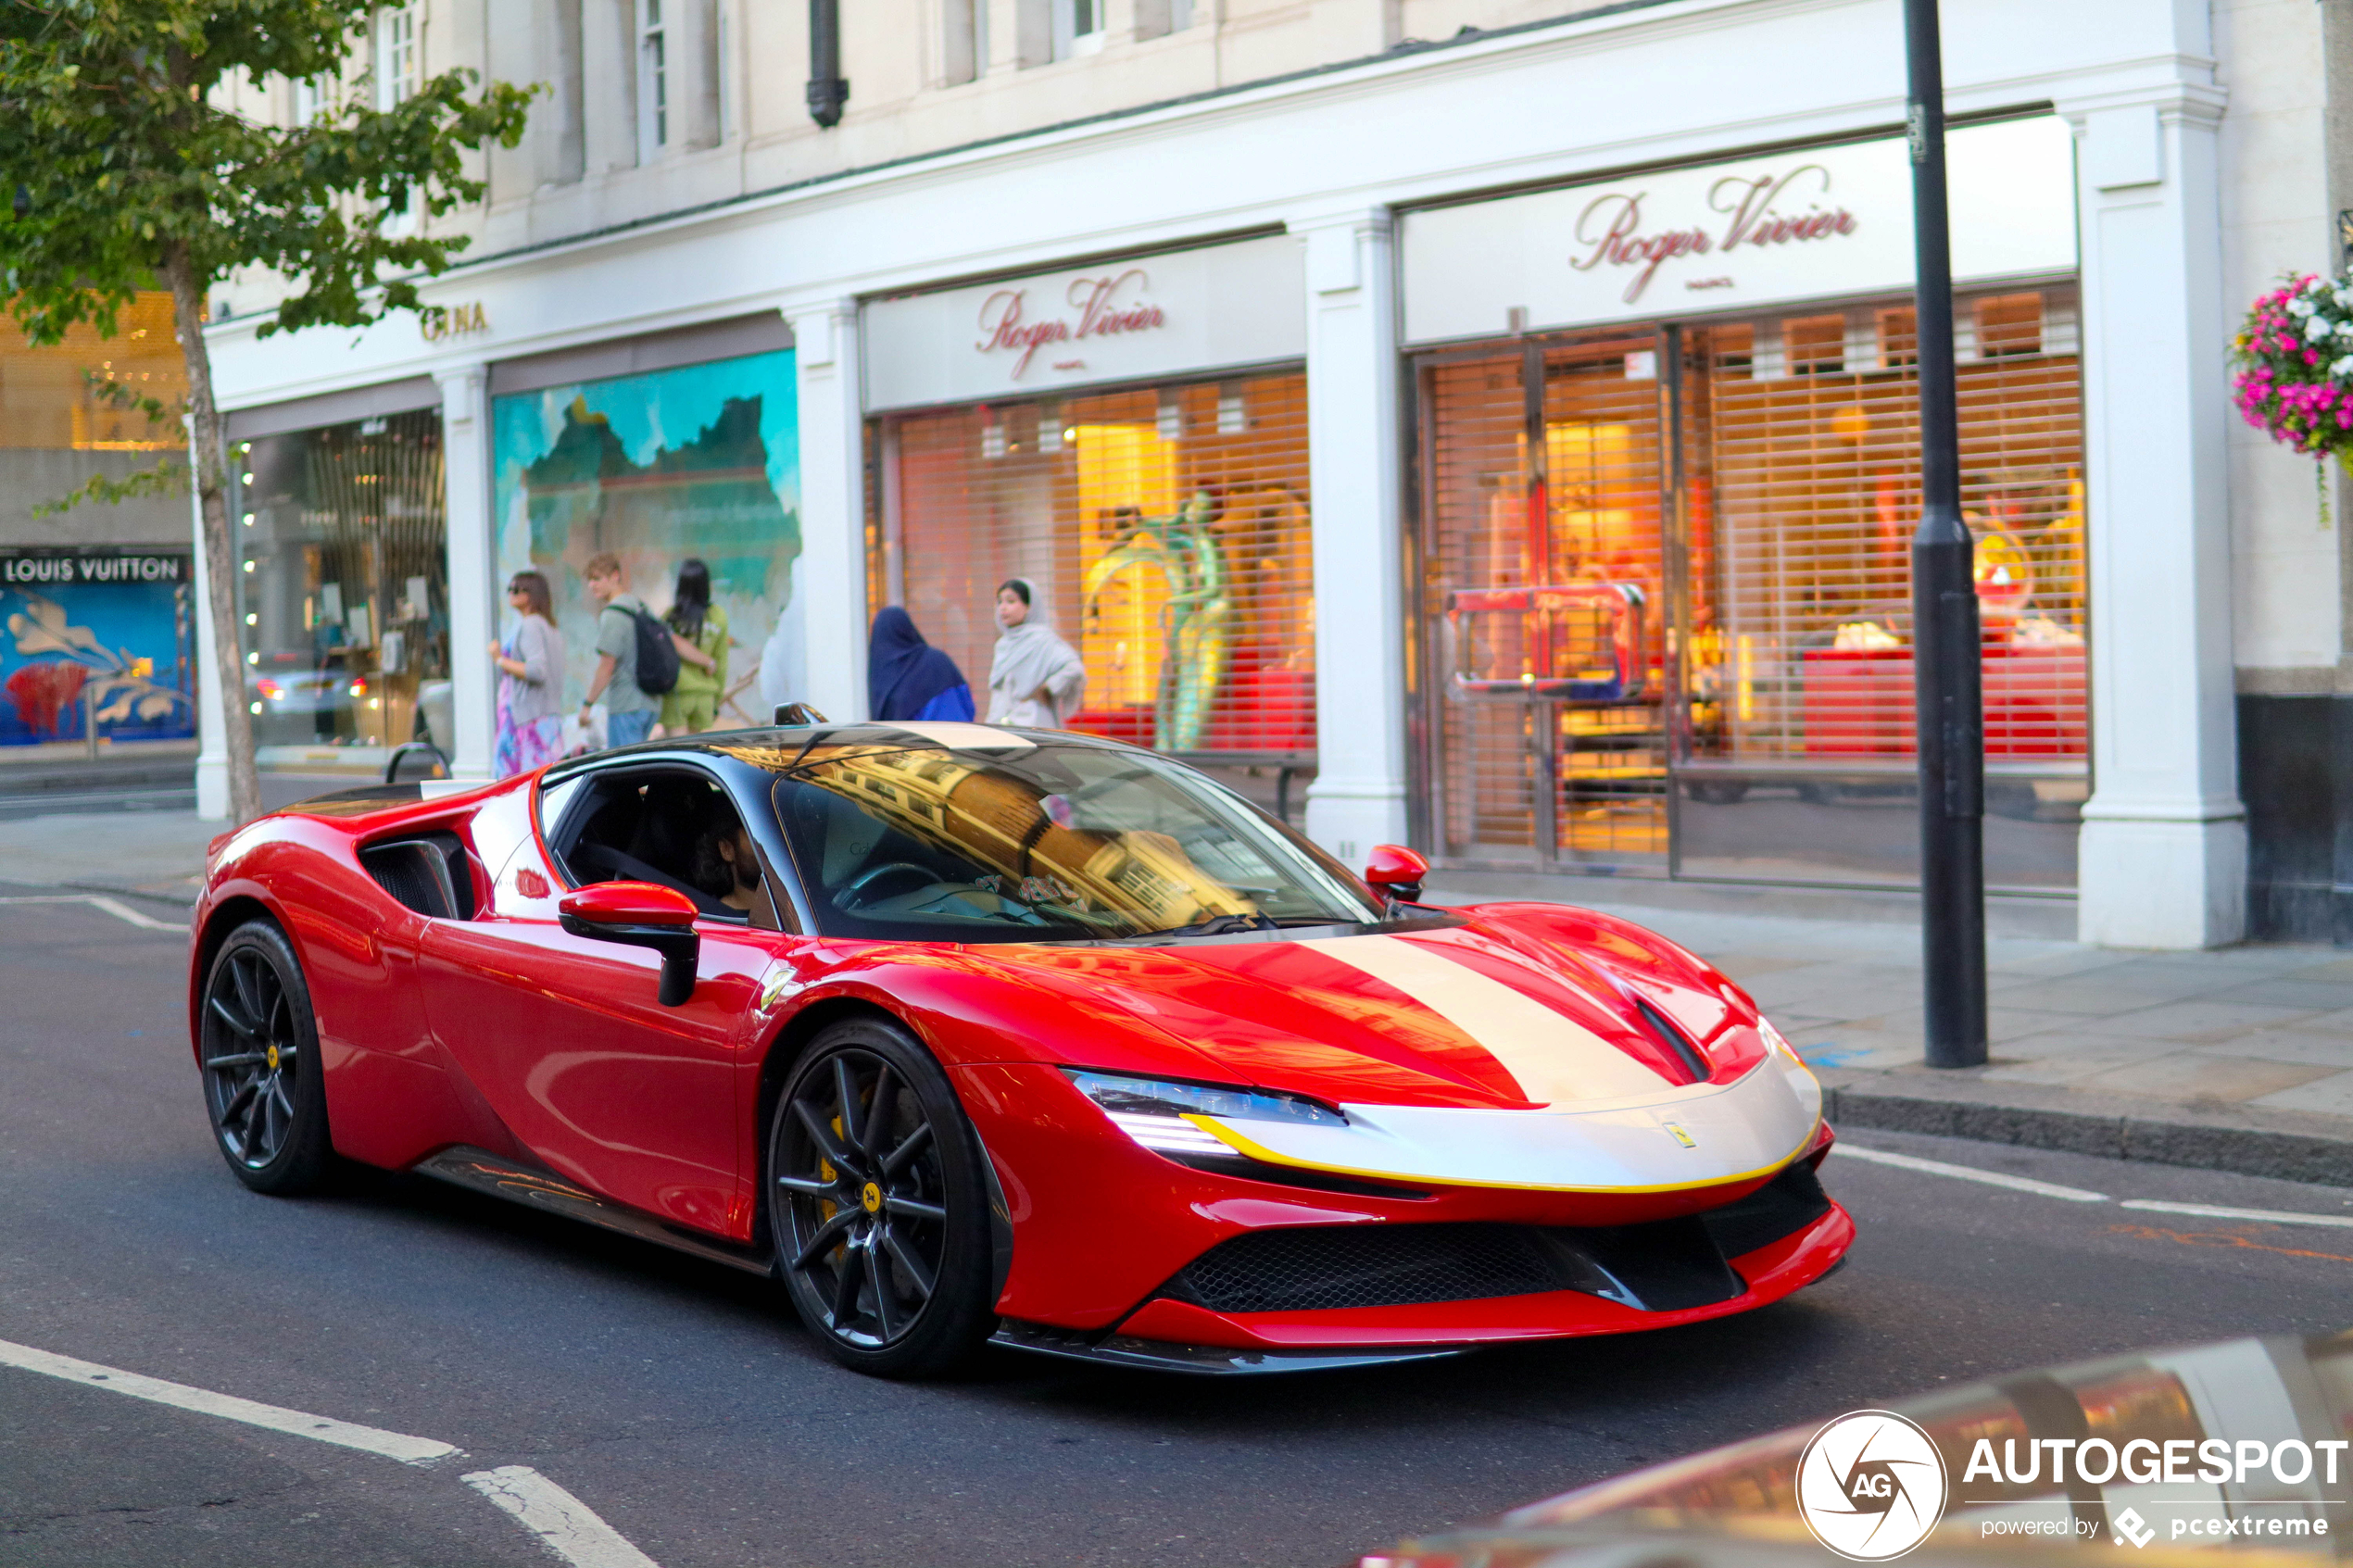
left=867, top=607, right=975, bottom=722
left=985, top=577, right=1085, bottom=728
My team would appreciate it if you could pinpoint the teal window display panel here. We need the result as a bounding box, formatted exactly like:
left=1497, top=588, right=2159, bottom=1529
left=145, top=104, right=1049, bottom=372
left=492, top=348, right=800, bottom=720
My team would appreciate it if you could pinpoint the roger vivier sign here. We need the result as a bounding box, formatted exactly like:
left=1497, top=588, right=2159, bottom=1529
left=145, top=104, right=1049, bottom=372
left=863, top=235, right=1305, bottom=412
left=1576, top=165, right=1861, bottom=306
left=977, top=270, right=1169, bottom=378
left=1401, top=115, right=2077, bottom=345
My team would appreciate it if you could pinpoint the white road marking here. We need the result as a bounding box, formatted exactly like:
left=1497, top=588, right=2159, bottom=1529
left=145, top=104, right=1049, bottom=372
left=464, top=1466, right=663, bottom=1568
left=1836, top=1141, right=2353, bottom=1231
left=2120, top=1198, right=2353, bottom=1230
left=0, top=1336, right=668, bottom=1563
left=1831, top=1142, right=2111, bottom=1202
left=0, top=1336, right=459, bottom=1465
left=0, top=893, right=184, bottom=931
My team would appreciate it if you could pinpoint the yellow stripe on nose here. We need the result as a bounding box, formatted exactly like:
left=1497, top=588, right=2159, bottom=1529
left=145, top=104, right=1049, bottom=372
left=1297, top=935, right=1668, bottom=1107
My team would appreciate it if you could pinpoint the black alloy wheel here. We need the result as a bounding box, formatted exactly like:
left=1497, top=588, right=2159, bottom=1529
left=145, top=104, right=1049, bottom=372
left=767, top=1018, right=994, bottom=1378
left=199, top=921, right=334, bottom=1194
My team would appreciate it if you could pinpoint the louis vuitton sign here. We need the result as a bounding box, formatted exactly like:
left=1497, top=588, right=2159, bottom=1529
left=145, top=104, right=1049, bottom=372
left=1401, top=115, right=2078, bottom=345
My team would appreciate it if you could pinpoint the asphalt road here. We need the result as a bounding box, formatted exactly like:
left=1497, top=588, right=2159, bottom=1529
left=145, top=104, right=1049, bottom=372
left=5, top=886, right=2352, bottom=1568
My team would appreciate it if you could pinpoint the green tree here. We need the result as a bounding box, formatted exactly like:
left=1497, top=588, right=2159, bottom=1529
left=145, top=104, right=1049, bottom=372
left=0, top=4, right=534, bottom=822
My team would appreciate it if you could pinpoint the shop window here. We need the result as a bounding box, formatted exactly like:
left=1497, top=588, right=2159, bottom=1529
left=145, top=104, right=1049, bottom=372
left=233, top=410, right=448, bottom=756
left=1418, top=287, right=2086, bottom=888
left=877, top=373, right=1315, bottom=759
left=0, top=292, right=184, bottom=452
left=492, top=350, right=802, bottom=733
left=1688, top=289, right=2085, bottom=775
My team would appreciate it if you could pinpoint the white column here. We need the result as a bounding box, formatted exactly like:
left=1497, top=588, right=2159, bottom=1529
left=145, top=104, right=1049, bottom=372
left=2068, top=83, right=2245, bottom=947
left=785, top=300, right=870, bottom=722
left=436, top=364, right=497, bottom=781
left=191, top=483, right=231, bottom=821
left=1291, top=208, right=1408, bottom=865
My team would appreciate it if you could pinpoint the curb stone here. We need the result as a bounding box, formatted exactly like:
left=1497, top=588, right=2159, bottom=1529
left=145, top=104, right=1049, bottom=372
left=1820, top=1073, right=2353, bottom=1189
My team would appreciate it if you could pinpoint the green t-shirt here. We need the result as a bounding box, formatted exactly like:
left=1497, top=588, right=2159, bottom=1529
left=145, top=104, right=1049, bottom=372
left=668, top=603, right=730, bottom=699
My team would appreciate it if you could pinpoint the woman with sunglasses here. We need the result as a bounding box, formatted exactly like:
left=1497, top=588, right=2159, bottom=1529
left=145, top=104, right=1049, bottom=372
left=489, top=571, right=567, bottom=777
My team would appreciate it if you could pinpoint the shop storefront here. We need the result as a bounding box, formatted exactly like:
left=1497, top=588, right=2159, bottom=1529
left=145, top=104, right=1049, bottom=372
left=229, top=384, right=451, bottom=771
left=863, top=236, right=1316, bottom=810
left=489, top=317, right=800, bottom=731
left=0, top=547, right=195, bottom=747
left=1403, top=115, right=2087, bottom=891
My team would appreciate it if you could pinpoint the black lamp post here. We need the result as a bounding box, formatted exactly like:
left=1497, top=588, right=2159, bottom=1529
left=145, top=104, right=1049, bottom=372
left=1904, top=0, right=1988, bottom=1068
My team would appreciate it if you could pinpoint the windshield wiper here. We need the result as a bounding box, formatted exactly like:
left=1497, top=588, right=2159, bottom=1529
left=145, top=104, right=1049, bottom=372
left=1131, top=911, right=1280, bottom=941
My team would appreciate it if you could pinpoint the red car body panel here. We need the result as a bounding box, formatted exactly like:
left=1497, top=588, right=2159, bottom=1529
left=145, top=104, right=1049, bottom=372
left=189, top=747, right=1849, bottom=1361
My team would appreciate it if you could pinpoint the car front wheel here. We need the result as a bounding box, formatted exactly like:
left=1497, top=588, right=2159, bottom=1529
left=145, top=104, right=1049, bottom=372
left=767, top=1017, right=996, bottom=1378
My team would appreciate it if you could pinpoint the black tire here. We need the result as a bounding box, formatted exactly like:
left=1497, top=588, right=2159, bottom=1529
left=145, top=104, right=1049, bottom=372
left=766, top=1017, right=995, bottom=1378
left=197, top=921, right=334, bottom=1195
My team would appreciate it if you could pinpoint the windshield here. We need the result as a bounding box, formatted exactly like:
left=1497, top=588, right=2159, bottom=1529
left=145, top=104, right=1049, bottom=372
left=741, top=737, right=1386, bottom=942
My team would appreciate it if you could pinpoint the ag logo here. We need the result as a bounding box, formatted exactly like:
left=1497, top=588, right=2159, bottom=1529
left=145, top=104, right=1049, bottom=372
left=1794, top=1410, right=1949, bottom=1561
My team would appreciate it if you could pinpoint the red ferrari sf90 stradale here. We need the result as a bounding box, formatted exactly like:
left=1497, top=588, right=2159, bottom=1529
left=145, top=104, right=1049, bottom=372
left=189, top=721, right=1850, bottom=1378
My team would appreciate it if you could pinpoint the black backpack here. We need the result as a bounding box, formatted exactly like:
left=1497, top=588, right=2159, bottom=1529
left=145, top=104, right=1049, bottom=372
left=626, top=605, right=681, bottom=696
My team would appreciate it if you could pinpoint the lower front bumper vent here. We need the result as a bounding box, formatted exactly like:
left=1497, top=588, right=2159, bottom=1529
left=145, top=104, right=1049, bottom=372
left=1163, top=1161, right=1833, bottom=1316
left=1177, top=1223, right=1562, bottom=1314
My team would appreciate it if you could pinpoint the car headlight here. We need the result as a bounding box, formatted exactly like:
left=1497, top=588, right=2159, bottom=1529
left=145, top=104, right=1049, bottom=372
left=1065, top=1070, right=1346, bottom=1156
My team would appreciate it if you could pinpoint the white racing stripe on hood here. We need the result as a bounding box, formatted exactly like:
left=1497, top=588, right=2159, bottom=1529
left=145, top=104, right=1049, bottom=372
left=1296, top=935, right=1668, bottom=1107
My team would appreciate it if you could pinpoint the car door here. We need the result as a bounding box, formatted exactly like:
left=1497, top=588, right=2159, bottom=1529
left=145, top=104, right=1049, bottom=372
left=419, top=764, right=776, bottom=1237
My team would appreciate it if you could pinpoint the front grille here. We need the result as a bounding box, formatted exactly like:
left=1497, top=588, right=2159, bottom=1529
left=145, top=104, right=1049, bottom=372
left=1176, top=1223, right=1560, bottom=1313
left=1165, top=1164, right=1836, bottom=1317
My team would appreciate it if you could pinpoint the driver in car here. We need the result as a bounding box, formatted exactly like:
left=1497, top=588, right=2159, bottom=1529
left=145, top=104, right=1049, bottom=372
left=694, top=811, right=773, bottom=922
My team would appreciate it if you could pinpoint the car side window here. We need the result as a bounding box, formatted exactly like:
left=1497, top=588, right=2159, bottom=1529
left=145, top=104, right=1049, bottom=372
left=551, top=771, right=782, bottom=931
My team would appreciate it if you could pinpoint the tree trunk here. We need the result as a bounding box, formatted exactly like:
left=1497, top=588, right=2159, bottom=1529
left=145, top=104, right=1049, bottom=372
left=164, top=245, right=260, bottom=825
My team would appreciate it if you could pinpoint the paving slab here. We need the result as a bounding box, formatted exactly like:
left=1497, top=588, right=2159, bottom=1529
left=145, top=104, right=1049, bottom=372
left=0, top=808, right=214, bottom=905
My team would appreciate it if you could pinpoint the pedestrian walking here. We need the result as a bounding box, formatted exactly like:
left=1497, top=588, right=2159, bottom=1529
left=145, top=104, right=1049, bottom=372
left=489, top=571, right=566, bottom=778
left=661, top=558, right=731, bottom=734
left=985, top=577, right=1085, bottom=728
left=579, top=553, right=664, bottom=749
left=868, top=607, right=975, bottom=722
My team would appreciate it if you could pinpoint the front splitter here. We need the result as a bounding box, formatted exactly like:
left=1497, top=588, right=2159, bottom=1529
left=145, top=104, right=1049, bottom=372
left=988, top=1318, right=1467, bottom=1376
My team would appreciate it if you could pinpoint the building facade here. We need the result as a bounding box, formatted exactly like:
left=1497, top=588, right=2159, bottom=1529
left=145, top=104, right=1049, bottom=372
left=0, top=296, right=197, bottom=755
left=195, top=0, right=2328, bottom=949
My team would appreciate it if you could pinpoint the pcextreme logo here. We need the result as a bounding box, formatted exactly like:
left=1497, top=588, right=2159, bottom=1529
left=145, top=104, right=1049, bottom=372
left=1795, top=1410, right=1950, bottom=1561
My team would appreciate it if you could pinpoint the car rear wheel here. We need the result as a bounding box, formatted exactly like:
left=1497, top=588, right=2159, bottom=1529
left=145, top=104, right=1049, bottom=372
left=767, top=1017, right=995, bottom=1378
left=199, top=921, right=334, bottom=1195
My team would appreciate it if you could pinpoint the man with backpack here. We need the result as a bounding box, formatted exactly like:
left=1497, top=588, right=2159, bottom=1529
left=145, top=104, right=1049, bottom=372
left=578, top=552, right=678, bottom=749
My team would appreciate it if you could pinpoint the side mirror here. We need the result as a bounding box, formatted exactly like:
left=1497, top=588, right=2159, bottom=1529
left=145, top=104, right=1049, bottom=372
left=559, top=882, right=701, bottom=1007
left=1364, top=844, right=1429, bottom=907
left=773, top=702, right=829, bottom=726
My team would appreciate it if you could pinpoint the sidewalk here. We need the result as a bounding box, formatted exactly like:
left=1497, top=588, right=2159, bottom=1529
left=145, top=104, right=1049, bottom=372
left=0, top=806, right=213, bottom=905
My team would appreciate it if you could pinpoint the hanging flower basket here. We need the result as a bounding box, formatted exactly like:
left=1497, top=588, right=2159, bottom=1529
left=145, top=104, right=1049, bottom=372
left=2233, top=274, right=2353, bottom=465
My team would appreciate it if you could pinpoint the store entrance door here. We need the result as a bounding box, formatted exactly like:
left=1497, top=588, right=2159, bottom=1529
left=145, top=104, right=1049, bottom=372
left=1420, top=335, right=1670, bottom=871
